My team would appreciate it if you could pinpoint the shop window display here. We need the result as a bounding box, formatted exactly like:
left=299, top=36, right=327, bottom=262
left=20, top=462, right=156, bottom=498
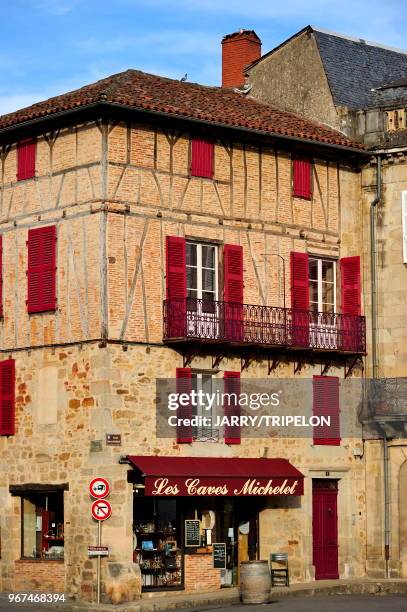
left=20, top=491, right=64, bottom=559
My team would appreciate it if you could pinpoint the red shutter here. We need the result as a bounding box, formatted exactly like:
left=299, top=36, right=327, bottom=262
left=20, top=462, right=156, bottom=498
left=224, top=244, right=243, bottom=341
left=165, top=236, right=186, bottom=338
left=17, top=139, right=36, bottom=181
left=27, top=225, right=57, bottom=313
left=0, top=235, right=3, bottom=318
left=313, top=376, right=340, bottom=445
left=176, top=367, right=192, bottom=443
left=0, top=359, right=15, bottom=435
left=224, top=371, right=241, bottom=444
left=191, top=139, right=214, bottom=179
left=293, top=158, right=312, bottom=199
left=340, top=256, right=361, bottom=315
left=290, top=251, right=309, bottom=347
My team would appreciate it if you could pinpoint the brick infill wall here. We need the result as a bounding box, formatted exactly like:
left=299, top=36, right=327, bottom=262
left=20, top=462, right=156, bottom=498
left=14, top=560, right=65, bottom=593
left=184, top=553, right=221, bottom=592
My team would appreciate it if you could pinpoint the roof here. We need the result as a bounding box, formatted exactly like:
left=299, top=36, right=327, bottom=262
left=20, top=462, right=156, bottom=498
left=0, top=68, right=364, bottom=150
left=246, top=25, right=407, bottom=111
left=313, top=28, right=407, bottom=109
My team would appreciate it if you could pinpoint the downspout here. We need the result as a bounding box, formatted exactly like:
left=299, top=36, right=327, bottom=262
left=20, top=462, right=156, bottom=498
left=370, top=155, right=389, bottom=577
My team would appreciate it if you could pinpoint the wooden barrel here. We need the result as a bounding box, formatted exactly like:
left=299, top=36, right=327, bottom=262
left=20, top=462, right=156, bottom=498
left=240, top=560, right=271, bottom=604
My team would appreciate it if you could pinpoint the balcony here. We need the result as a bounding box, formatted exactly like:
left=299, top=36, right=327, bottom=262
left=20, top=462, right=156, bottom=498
left=163, top=298, right=366, bottom=354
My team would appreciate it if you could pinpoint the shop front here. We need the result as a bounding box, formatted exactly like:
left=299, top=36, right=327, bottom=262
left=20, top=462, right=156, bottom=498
left=125, top=456, right=304, bottom=592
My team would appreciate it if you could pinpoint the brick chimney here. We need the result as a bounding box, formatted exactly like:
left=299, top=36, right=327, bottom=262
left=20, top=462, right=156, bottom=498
left=222, top=29, right=261, bottom=88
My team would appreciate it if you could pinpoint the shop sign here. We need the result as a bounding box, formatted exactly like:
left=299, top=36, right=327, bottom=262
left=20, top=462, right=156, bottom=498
left=88, top=546, right=109, bottom=557
left=213, top=543, right=226, bottom=569
left=185, top=519, right=201, bottom=547
left=146, top=477, right=302, bottom=497
left=91, top=499, right=112, bottom=521
left=89, top=477, right=110, bottom=499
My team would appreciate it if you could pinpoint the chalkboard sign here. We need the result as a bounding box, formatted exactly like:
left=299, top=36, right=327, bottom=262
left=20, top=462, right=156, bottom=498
left=213, top=542, right=226, bottom=569
left=185, top=520, right=200, bottom=547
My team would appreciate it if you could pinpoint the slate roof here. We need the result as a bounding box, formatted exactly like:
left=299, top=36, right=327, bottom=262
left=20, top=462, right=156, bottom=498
left=313, top=29, right=407, bottom=109
left=0, top=68, right=364, bottom=150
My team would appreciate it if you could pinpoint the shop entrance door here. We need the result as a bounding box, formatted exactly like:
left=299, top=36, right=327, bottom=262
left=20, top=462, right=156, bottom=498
left=312, top=479, right=339, bottom=579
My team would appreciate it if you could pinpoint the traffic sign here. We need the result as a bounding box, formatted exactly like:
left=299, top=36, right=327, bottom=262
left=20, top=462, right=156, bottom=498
left=88, top=546, right=109, bottom=557
left=89, top=477, right=110, bottom=499
left=91, top=499, right=112, bottom=521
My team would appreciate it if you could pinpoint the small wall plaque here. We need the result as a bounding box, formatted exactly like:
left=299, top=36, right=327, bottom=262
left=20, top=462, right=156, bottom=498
left=106, top=433, right=122, bottom=446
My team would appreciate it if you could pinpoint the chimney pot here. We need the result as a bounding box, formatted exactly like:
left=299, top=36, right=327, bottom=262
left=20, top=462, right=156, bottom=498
left=221, top=29, right=261, bottom=88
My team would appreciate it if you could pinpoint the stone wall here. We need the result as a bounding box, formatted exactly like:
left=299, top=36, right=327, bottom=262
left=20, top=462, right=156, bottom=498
left=246, top=31, right=340, bottom=131
left=14, top=560, right=65, bottom=593
left=0, top=341, right=367, bottom=597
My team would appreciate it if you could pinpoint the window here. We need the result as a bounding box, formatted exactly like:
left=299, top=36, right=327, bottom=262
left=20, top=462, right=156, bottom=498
left=27, top=225, right=57, bottom=313
left=191, top=372, right=219, bottom=442
left=309, top=258, right=336, bottom=313
left=20, top=490, right=64, bottom=559
left=190, top=139, right=214, bottom=179
left=186, top=242, right=218, bottom=303
left=293, top=158, right=312, bottom=199
left=17, top=139, right=36, bottom=181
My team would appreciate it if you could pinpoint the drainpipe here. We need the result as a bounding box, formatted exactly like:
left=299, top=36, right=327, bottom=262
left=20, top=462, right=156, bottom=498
left=370, top=156, right=389, bottom=577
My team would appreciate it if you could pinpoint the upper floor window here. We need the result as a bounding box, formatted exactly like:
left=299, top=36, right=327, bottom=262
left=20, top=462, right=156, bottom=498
left=190, top=139, right=214, bottom=179
left=0, top=359, right=15, bottom=436
left=17, top=139, right=36, bottom=181
left=186, top=242, right=218, bottom=304
left=293, top=158, right=312, bottom=199
left=385, top=108, right=406, bottom=132
left=309, top=258, right=336, bottom=313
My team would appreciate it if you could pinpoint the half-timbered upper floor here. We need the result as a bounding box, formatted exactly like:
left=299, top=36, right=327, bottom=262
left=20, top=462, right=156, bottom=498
left=0, top=68, right=367, bottom=355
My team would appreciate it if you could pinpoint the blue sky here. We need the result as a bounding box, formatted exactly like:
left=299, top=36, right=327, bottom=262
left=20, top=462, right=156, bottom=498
left=0, top=0, right=406, bottom=115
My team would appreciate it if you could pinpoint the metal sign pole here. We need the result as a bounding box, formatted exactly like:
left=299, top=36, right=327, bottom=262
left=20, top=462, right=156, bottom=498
left=97, top=521, right=101, bottom=604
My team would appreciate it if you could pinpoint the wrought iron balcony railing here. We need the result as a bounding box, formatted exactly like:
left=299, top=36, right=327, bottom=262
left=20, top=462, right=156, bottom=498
left=163, top=298, right=366, bottom=354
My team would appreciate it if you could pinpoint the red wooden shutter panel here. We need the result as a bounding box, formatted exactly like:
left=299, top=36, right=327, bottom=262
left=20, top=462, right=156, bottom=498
left=290, top=252, right=309, bottom=310
left=27, top=225, right=57, bottom=313
left=224, top=244, right=243, bottom=341
left=293, top=158, right=312, bottom=199
left=17, top=139, right=36, bottom=181
left=165, top=236, right=186, bottom=337
left=224, top=371, right=241, bottom=444
left=290, top=252, right=309, bottom=347
left=340, top=256, right=361, bottom=315
left=0, top=235, right=3, bottom=317
left=224, top=244, right=243, bottom=303
left=313, top=376, right=340, bottom=445
left=176, top=367, right=192, bottom=443
left=0, top=359, right=15, bottom=435
left=190, top=139, right=214, bottom=179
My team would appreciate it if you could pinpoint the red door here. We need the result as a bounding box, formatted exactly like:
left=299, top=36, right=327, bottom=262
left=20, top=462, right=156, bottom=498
left=312, top=480, right=339, bottom=579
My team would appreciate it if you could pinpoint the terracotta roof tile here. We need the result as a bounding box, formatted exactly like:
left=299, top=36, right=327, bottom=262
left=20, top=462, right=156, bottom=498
left=0, top=69, right=364, bottom=150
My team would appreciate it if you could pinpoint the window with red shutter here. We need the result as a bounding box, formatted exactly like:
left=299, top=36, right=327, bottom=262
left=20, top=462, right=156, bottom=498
left=190, top=139, right=214, bottom=179
left=0, top=359, right=15, bottom=436
left=313, top=376, right=340, bottom=445
left=17, top=139, right=36, bottom=181
left=176, top=367, right=192, bottom=443
left=165, top=236, right=186, bottom=337
left=290, top=251, right=309, bottom=347
left=223, top=244, right=243, bottom=341
left=0, top=235, right=3, bottom=318
left=293, top=158, right=312, bottom=199
left=27, top=225, right=57, bottom=314
left=340, top=256, right=361, bottom=315
left=224, top=371, right=241, bottom=444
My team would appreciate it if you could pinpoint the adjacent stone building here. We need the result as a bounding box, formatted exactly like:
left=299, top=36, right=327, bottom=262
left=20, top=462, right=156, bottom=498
left=0, top=36, right=370, bottom=603
left=243, top=25, right=407, bottom=579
